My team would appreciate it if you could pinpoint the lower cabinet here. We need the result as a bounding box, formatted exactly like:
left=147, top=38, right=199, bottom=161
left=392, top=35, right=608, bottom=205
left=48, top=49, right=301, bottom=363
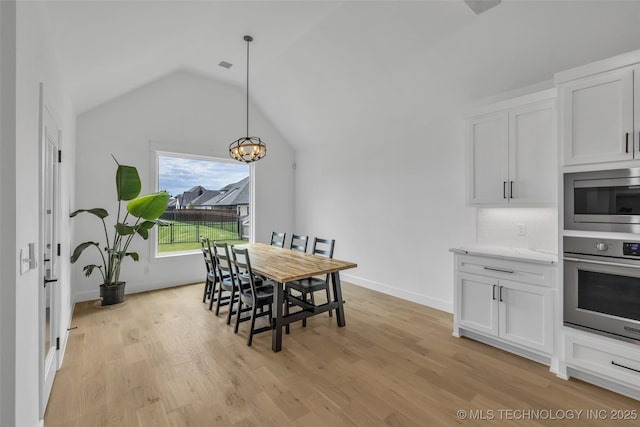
left=454, top=254, right=555, bottom=361
left=562, top=330, right=640, bottom=398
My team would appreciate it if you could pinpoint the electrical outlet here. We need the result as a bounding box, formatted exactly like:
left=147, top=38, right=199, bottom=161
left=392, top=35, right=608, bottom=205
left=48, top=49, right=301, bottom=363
left=517, top=223, right=527, bottom=236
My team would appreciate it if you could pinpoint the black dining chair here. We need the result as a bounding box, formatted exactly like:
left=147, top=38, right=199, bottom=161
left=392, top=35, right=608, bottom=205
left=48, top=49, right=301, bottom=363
left=285, top=237, right=335, bottom=332
left=231, top=246, right=274, bottom=346
left=289, top=234, right=309, bottom=253
left=270, top=231, right=286, bottom=248
left=211, top=242, right=242, bottom=324
left=200, top=237, right=217, bottom=303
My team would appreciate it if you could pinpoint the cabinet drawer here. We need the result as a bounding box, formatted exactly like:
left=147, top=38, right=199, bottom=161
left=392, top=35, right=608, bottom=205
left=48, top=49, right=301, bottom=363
left=565, top=334, right=640, bottom=387
left=457, top=255, right=554, bottom=287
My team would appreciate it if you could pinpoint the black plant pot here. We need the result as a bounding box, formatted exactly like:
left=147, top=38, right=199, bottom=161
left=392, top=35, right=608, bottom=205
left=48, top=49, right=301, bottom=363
left=100, top=282, right=126, bottom=306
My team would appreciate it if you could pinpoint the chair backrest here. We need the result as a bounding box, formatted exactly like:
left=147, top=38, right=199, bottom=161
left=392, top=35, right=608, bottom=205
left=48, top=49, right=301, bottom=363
left=289, top=234, right=309, bottom=253
left=212, top=241, right=235, bottom=285
left=231, top=247, right=259, bottom=297
left=312, top=237, right=335, bottom=259
left=270, top=231, right=286, bottom=248
left=200, top=237, right=215, bottom=273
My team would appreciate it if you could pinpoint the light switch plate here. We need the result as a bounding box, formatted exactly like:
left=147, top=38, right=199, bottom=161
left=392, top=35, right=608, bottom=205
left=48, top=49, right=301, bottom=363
left=20, top=246, right=30, bottom=274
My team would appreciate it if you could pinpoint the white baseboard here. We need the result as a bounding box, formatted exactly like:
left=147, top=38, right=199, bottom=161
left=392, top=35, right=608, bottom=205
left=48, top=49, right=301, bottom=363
left=73, top=276, right=453, bottom=316
left=73, top=280, right=201, bottom=304
left=341, top=273, right=453, bottom=314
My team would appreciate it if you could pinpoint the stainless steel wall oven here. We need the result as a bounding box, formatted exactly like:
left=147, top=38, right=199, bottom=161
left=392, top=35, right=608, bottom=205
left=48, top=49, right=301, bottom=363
left=564, top=168, right=640, bottom=233
left=564, top=236, right=640, bottom=343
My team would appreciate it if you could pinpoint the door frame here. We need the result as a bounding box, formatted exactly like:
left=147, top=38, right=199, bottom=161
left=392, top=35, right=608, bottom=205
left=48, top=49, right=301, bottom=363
left=38, top=82, right=61, bottom=417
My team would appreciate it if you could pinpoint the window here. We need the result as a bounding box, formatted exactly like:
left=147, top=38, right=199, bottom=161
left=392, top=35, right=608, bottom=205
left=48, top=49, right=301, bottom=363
left=155, top=152, right=250, bottom=256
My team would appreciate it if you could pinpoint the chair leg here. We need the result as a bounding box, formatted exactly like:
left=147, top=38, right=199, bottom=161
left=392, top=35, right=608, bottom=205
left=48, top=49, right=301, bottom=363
left=214, top=285, right=224, bottom=315
left=234, top=299, right=243, bottom=334
left=325, top=286, right=333, bottom=318
left=202, top=278, right=210, bottom=303
left=226, top=287, right=236, bottom=325
left=247, top=304, right=257, bottom=346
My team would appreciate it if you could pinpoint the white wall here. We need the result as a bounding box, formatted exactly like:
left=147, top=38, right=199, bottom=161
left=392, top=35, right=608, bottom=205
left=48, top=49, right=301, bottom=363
left=0, top=2, right=17, bottom=425
left=291, top=1, right=640, bottom=313
left=73, top=70, right=295, bottom=302
left=11, top=1, right=76, bottom=425
left=294, top=112, right=474, bottom=313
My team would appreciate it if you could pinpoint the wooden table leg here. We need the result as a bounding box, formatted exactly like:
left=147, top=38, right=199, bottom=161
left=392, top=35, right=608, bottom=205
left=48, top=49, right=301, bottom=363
left=272, top=281, right=284, bottom=352
left=331, top=272, right=346, bottom=327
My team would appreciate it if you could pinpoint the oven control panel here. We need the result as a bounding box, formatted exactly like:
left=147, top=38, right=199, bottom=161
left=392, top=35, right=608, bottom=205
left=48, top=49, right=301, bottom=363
left=623, top=241, right=640, bottom=256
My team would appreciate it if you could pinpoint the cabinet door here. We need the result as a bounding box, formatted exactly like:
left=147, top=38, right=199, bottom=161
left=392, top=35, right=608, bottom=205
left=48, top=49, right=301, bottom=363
left=508, top=100, right=556, bottom=205
left=562, top=67, right=634, bottom=165
left=467, top=112, right=509, bottom=205
left=456, top=272, right=499, bottom=337
left=498, top=279, right=553, bottom=354
left=635, top=67, right=640, bottom=159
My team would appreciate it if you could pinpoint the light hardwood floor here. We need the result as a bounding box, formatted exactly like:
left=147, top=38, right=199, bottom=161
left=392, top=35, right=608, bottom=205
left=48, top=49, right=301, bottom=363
left=45, top=282, right=639, bottom=426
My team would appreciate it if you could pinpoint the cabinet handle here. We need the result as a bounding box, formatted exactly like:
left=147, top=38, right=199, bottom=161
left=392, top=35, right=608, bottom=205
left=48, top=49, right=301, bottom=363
left=626, top=132, right=630, bottom=153
left=611, top=361, right=640, bottom=374
left=499, top=285, right=504, bottom=302
left=509, top=181, right=514, bottom=199
left=483, top=266, right=514, bottom=274
left=492, top=284, right=497, bottom=301
left=503, top=181, right=507, bottom=199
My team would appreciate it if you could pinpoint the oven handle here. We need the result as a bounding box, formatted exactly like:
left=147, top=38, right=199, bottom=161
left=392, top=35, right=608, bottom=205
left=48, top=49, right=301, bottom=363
left=564, top=256, right=640, bottom=269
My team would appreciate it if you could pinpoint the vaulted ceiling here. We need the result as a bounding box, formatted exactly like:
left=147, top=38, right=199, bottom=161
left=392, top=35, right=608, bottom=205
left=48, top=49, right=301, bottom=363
left=46, top=1, right=640, bottom=150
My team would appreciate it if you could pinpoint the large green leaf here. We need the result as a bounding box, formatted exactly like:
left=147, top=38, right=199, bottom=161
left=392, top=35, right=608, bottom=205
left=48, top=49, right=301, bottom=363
left=115, top=164, right=141, bottom=201
left=115, top=223, right=135, bottom=236
left=125, top=252, right=139, bottom=262
left=127, top=192, right=170, bottom=220
left=83, top=264, right=102, bottom=277
left=71, top=241, right=100, bottom=263
left=69, top=208, right=108, bottom=219
left=135, top=220, right=156, bottom=240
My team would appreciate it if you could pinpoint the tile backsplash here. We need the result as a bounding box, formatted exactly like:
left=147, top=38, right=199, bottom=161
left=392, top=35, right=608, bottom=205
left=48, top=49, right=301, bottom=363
left=476, top=208, right=558, bottom=254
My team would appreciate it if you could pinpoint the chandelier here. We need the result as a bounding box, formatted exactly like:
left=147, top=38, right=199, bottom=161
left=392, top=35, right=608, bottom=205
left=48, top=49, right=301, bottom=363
left=229, top=35, right=267, bottom=163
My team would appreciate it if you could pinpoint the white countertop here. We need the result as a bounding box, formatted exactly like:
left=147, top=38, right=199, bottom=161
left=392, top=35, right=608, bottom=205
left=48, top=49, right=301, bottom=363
left=449, top=244, right=558, bottom=265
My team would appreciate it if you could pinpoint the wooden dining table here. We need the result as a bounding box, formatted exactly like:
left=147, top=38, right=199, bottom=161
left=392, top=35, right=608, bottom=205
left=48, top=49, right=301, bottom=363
left=240, top=243, right=357, bottom=352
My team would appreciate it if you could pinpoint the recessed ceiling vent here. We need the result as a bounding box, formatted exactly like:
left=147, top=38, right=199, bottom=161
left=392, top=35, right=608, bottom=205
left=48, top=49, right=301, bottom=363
left=464, top=0, right=501, bottom=15
left=218, top=61, right=233, bottom=69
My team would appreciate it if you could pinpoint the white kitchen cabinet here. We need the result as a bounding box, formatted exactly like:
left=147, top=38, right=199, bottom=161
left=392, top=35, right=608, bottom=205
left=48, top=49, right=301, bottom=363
left=554, top=49, right=640, bottom=167
left=498, top=278, right=553, bottom=354
left=561, top=330, right=640, bottom=399
left=453, top=251, right=556, bottom=362
left=559, top=67, right=637, bottom=165
left=466, top=90, right=556, bottom=206
left=467, top=113, right=508, bottom=205
left=457, top=272, right=499, bottom=336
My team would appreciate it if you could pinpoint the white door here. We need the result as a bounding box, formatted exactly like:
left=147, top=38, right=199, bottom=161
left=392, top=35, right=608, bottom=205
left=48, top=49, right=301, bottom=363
left=456, top=273, right=499, bottom=337
left=508, top=100, right=555, bottom=205
left=562, top=67, right=634, bottom=165
left=40, top=87, right=60, bottom=417
left=466, top=112, right=509, bottom=205
left=498, top=279, right=553, bottom=354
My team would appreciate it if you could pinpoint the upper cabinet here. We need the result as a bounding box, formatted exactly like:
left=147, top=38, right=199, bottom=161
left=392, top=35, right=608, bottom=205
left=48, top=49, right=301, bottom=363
left=466, top=90, right=556, bottom=206
left=555, top=50, right=640, bottom=167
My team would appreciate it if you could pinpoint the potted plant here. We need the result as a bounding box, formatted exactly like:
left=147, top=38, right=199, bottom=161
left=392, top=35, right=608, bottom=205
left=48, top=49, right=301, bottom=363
left=70, top=157, right=169, bottom=305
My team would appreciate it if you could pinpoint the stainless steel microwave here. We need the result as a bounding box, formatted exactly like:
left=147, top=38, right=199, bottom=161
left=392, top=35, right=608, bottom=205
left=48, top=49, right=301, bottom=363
left=565, top=168, right=640, bottom=233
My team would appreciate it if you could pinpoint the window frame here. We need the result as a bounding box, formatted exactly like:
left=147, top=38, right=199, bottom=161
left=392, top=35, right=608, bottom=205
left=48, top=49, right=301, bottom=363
left=150, top=145, right=254, bottom=260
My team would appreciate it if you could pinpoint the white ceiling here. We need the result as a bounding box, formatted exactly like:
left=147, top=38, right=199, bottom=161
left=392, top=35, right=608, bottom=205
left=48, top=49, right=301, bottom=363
left=45, top=1, right=640, bottom=150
